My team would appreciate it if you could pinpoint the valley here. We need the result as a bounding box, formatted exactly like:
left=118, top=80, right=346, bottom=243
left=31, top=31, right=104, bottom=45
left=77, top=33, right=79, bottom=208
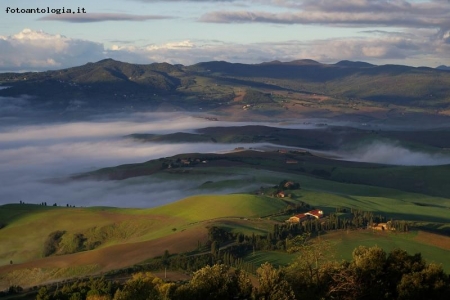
left=1, top=59, right=450, bottom=299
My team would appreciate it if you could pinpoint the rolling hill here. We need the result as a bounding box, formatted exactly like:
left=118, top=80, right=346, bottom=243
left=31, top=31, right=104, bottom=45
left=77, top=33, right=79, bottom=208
left=1, top=59, right=450, bottom=116
left=0, top=194, right=287, bottom=288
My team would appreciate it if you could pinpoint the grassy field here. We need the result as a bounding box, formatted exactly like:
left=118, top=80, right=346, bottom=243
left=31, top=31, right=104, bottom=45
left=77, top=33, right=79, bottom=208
left=150, top=194, right=285, bottom=222
left=153, top=165, right=450, bottom=223
left=2, top=149, right=450, bottom=288
left=237, top=230, right=450, bottom=273
left=243, top=251, right=295, bottom=268
left=85, top=146, right=450, bottom=198
left=0, top=193, right=288, bottom=288
left=321, top=230, right=450, bottom=272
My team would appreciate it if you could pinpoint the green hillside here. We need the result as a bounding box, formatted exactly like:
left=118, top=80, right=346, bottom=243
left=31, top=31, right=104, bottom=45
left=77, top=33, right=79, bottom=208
left=2, top=59, right=450, bottom=115
left=0, top=194, right=284, bottom=266
left=150, top=194, right=286, bottom=221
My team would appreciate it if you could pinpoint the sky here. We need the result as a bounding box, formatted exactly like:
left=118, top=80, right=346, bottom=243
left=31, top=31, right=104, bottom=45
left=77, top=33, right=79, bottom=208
left=0, top=0, right=449, bottom=71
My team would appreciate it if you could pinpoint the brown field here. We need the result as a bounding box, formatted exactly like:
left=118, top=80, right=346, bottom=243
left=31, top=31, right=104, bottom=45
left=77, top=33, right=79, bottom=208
left=0, top=225, right=208, bottom=289
left=414, top=231, right=450, bottom=250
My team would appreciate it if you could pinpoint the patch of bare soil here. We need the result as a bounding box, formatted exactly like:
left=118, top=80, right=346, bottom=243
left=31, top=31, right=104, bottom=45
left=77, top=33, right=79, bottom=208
left=415, top=231, right=450, bottom=251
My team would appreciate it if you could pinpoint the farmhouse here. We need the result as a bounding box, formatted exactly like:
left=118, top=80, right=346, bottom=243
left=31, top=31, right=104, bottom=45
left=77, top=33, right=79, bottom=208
left=180, top=159, right=191, bottom=165
left=276, top=191, right=286, bottom=198
left=288, top=213, right=308, bottom=223
left=284, top=181, right=295, bottom=188
left=286, top=159, right=298, bottom=164
left=287, top=209, right=324, bottom=223
left=370, top=222, right=395, bottom=231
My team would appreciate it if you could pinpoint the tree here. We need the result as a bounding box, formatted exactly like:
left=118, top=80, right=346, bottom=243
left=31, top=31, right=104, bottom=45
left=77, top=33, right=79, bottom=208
left=181, top=264, right=252, bottom=300
left=349, top=246, right=387, bottom=299
left=211, top=241, right=219, bottom=258
left=397, top=263, right=450, bottom=300
left=113, top=272, right=163, bottom=300
left=86, top=295, right=111, bottom=300
left=255, top=262, right=295, bottom=300
left=384, top=248, right=425, bottom=298
left=285, top=235, right=334, bottom=299
left=327, top=262, right=363, bottom=300
left=36, top=287, right=50, bottom=300
left=162, top=250, right=170, bottom=279
left=157, top=283, right=177, bottom=300
left=43, top=230, right=66, bottom=256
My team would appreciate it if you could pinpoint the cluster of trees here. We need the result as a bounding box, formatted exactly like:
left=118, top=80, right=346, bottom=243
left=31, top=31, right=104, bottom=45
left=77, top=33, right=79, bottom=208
left=31, top=245, right=450, bottom=300
left=279, top=201, right=311, bottom=216
left=281, top=209, right=400, bottom=237
left=43, top=230, right=98, bottom=257
left=137, top=252, right=215, bottom=274
left=205, top=207, right=402, bottom=261
left=18, top=201, right=75, bottom=207
left=282, top=242, right=450, bottom=300
left=43, top=230, right=66, bottom=257
left=275, top=180, right=301, bottom=190
left=160, top=157, right=202, bottom=170
left=242, top=89, right=273, bottom=104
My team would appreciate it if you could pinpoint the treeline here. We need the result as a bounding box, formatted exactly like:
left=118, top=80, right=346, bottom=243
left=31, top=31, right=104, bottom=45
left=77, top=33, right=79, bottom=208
left=20, top=245, right=450, bottom=300
left=242, top=89, right=273, bottom=104
left=207, top=207, right=402, bottom=258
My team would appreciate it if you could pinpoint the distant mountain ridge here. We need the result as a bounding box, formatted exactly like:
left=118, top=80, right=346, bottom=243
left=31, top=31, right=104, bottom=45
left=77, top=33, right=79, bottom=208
left=1, top=58, right=450, bottom=112
left=437, top=65, right=450, bottom=71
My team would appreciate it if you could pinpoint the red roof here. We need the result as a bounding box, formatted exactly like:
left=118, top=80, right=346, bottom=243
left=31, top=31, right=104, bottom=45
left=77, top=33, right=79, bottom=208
left=288, top=209, right=325, bottom=223
left=305, top=209, right=324, bottom=218
left=293, top=213, right=308, bottom=220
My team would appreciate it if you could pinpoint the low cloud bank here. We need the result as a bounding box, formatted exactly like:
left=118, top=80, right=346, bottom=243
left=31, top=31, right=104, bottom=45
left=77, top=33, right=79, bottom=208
left=0, top=96, right=30, bottom=114
left=339, top=141, right=450, bottom=166
left=2, top=113, right=450, bottom=208
left=0, top=113, right=277, bottom=207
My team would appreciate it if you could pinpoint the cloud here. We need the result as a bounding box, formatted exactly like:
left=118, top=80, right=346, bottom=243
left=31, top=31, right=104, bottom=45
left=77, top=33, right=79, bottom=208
left=1, top=112, right=450, bottom=208
left=0, top=113, right=216, bottom=142
left=0, top=29, right=105, bottom=71
left=286, top=34, right=441, bottom=62
left=0, top=113, right=277, bottom=207
left=1, top=25, right=449, bottom=72
left=339, top=141, right=450, bottom=166
left=107, top=32, right=450, bottom=65
left=39, top=13, right=173, bottom=23
left=199, top=0, right=450, bottom=32
left=0, top=96, right=30, bottom=114
left=130, top=0, right=236, bottom=2
left=199, top=9, right=449, bottom=29
left=111, top=40, right=195, bottom=53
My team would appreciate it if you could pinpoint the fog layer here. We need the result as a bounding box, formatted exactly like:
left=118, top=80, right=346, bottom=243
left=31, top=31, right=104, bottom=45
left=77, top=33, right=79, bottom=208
left=338, top=141, right=450, bottom=166
left=0, top=113, right=278, bottom=207
left=1, top=112, right=450, bottom=208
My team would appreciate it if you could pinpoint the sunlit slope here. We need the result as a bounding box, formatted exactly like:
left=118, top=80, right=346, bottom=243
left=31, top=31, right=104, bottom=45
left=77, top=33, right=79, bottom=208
left=0, top=204, right=173, bottom=265
left=150, top=194, right=286, bottom=221
left=0, top=194, right=285, bottom=266
left=0, top=194, right=287, bottom=288
left=2, top=179, right=450, bottom=287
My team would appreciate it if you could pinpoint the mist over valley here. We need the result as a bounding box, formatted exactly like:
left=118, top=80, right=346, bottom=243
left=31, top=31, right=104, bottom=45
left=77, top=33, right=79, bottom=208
left=2, top=59, right=450, bottom=294
left=2, top=111, right=450, bottom=208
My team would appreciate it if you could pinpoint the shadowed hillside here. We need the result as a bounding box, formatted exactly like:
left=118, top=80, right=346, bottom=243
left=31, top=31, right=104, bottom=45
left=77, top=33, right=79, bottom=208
left=1, top=59, right=450, bottom=114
